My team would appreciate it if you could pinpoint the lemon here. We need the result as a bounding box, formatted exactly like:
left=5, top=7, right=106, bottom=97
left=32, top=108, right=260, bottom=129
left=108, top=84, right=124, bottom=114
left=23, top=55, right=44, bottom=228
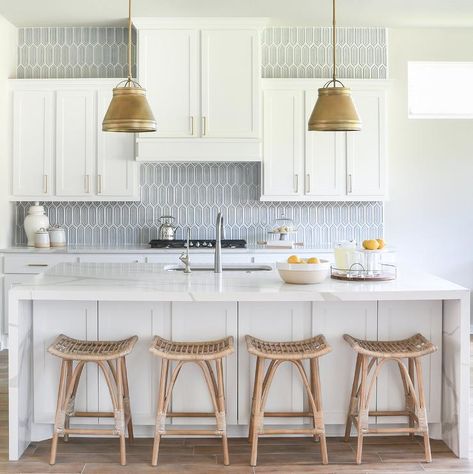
left=362, top=239, right=380, bottom=251
left=376, top=239, right=385, bottom=249
left=287, top=255, right=301, bottom=264
left=307, top=257, right=320, bottom=264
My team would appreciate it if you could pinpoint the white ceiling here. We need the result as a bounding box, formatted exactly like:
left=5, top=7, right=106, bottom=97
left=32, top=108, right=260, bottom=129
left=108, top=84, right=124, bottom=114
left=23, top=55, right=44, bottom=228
left=1, top=0, right=473, bottom=28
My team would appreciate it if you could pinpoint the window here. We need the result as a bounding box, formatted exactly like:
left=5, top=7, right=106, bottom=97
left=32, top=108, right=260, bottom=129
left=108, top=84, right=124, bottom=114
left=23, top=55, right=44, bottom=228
left=408, top=61, right=473, bottom=118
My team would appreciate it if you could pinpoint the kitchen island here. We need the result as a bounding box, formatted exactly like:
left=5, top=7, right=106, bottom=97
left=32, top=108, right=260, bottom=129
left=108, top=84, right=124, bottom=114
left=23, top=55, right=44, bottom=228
left=8, top=262, right=470, bottom=461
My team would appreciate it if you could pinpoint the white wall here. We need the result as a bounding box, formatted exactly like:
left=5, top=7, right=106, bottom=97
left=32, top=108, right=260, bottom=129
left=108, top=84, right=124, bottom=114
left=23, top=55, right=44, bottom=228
left=385, top=28, right=473, bottom=321
left=0, top=16, right=16, bottom=248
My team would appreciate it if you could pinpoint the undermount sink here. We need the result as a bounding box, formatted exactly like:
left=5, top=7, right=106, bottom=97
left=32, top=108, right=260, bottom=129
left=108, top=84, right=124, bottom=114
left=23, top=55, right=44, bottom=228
left=165, top=264, right=273, bottom=273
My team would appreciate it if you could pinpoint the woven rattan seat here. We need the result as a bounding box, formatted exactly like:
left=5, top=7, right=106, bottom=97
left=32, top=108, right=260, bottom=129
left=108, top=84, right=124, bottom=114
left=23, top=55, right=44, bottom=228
left=149, top=335, right=234, bottom=361
left=245, top=334, right=331, bottom=360
left=343, top=333, right=437, bottom=359
left=48, top=334, right=138, bottom=361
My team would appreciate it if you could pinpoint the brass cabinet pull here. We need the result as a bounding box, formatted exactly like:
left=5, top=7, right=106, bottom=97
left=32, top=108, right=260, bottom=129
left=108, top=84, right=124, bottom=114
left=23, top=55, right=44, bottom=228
left=27, top=263, right=48, bottom=267
left=190, top=116, right=195, bottom=136
left=348, top=174, right=353, bottom=194
left=85, top=174, right=90, bottom=193
left=294, top=174, right=299, bottom=193
left=306, top=174, right=311, bottom=193
left=98, top=174, right=103, bottom=194
left=202, top=116, right=207, bottom=136
left=43, top=175, right=48, bottom=194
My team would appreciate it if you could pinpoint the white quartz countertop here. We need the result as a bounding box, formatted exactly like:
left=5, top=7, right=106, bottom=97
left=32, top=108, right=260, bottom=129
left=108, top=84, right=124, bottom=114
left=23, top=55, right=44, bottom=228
left=8, top=262, right=469, bottom=303
left=0, top=245, right=331, bottom=255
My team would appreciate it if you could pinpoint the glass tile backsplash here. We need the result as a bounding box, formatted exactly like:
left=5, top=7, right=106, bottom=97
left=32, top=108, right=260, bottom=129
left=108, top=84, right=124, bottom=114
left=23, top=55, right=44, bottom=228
left=15, top=163, right=383, bottom=247
left=14, top=26, right=386, bottom=247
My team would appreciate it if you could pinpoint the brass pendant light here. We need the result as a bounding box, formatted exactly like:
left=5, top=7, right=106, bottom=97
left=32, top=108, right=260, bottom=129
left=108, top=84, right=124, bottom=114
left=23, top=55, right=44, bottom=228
left=102, top=0, right=156, bottom=132
left=308, top=0, right=361, bottom=132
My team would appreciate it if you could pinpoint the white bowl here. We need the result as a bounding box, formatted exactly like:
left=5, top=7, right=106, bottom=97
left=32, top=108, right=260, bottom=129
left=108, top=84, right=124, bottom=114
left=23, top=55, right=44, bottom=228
left=276, top=260, right=330, bottom=284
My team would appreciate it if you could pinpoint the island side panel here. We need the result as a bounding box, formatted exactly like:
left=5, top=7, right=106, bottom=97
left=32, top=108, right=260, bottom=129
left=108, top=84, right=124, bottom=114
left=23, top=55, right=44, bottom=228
left=442, top=296, right=470, bottom=458
left=8, top=298, right=33, bottom=461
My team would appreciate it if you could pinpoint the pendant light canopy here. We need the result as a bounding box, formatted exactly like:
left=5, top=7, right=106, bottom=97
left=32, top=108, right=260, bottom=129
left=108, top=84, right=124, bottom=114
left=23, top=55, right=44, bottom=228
left=102, top=0, right=156, bottom=133
left=308, top=0, right=361, bottom=132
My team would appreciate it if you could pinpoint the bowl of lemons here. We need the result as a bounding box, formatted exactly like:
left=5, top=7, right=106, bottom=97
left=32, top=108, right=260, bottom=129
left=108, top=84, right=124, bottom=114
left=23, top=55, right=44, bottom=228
left=276, top=255, right=330, bottom=284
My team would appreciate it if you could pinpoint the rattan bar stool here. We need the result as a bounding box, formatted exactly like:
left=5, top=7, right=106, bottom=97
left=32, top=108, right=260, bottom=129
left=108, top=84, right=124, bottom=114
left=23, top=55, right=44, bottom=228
left=149, top=335, right=234, bottom=467
left=245, top=334, right=332, bottom=467
left=48, top=334, right=138, bottom=466
left=343, top=333, right=437, bottom=464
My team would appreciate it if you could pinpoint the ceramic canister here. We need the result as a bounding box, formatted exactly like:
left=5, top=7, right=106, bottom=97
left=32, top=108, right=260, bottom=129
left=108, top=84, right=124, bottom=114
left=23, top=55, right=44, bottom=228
left=34, top=228, right=50, bottom=248
left=48, top=225, right=67, bottom=247
left=24, top=202, right=50, bottom=246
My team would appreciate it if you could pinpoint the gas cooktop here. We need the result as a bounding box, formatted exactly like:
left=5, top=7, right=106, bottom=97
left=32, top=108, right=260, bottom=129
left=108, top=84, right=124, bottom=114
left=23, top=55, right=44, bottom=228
left=149, top=239, right=247, bottom=249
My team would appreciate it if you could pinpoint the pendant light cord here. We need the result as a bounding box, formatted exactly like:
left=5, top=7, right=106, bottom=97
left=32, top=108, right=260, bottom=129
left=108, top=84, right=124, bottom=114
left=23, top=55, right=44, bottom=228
left=128, top=0, right=132, bottom=81
left=332, top=0, right=336, bottom=85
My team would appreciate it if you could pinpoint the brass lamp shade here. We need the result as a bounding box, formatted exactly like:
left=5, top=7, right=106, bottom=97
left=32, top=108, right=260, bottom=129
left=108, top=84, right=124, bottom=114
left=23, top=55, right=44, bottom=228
left=102, top=86, right=156, bottom=132
left=308, top=87, right=361, bottom=132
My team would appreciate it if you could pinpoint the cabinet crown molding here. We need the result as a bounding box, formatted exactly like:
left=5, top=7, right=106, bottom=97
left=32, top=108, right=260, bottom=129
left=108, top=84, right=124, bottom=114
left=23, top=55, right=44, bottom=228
left=132, top=17, right=269, bottom=30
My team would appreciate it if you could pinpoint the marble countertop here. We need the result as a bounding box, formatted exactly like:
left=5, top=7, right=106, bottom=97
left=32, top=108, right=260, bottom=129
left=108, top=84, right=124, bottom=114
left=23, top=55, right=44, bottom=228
left=0, top=245, right=331, bottom=255
left=8, top=261, right=469, bottom=303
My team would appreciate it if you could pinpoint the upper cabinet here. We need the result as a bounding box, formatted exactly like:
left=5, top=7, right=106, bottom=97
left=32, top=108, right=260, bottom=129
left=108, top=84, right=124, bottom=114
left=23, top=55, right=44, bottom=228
left=10, top=79, right=139, bottom=201
left=134, top=18, right=267, bottom=162
left=261, top=79, right=388, bottom=202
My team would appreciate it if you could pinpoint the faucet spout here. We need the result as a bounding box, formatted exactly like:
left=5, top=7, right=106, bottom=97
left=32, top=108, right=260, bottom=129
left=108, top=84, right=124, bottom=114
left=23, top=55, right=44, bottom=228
left=214, top=212, right=223, bottom=273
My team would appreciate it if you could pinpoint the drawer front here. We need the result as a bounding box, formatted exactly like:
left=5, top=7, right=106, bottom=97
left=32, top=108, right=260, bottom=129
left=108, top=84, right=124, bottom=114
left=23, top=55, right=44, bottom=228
left=78, top=255, right=145, bottom=264
left=3, top=254, right=78, bottom=273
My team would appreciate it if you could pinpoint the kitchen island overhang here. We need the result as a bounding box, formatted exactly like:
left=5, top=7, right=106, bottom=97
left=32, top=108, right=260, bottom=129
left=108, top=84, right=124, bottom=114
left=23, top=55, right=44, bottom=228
left=7, top=262, right=470, bottom=461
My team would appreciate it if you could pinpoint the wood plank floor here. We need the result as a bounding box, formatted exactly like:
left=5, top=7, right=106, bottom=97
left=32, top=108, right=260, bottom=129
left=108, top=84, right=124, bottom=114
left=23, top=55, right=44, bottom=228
left=0, top=345, right=472, bottom=473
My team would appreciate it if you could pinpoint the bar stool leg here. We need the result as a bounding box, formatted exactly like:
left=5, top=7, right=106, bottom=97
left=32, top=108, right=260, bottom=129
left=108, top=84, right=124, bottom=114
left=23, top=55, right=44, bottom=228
left=344, top=353, right=362, bottom=442
left=116, top=359, right=127, bottom=466
left=63, top=361, right=73, bottom=443
left=310, top=358, right=328, bottom=465
left=152, top=358, right=169, bottom=467
left=216, top=358, right=230, bottom=466
left=50, top=360, right=69, bottom=465
left=248, top=356, right=262, bottom=444
left=355, top=355, right=368, bottom=465
left=250, top=356, right=265, bottom=467
left=408, top=358, right=416, bottom=439
left=414, top=358, right=432, bottom=463
left=120, top=357, right=134, bottom=442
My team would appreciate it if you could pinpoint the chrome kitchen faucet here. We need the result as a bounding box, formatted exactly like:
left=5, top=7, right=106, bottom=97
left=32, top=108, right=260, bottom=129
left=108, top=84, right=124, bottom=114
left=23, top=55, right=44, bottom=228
left=214, top=212, right=224, bottom=273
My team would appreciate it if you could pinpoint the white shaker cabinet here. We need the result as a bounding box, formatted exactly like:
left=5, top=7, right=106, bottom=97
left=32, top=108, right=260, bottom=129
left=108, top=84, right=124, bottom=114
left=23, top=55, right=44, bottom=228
left=376, top=300, right=442, bottom=424
left=12, top=89, right=54, bottom=197
left=10, top=79, right=138, bottom=201
left=261, top=79, right=388, bottom=201
left=138, top=29, right=199, bottom=138
left=346, top=90, right=386, bottom=197
left=33, top=301, right=99, bottom=424
left=312, top=302, right=377, bottom=425
left=56, top=90, right=95, bottom=197
left=238, top=302, right=312, bottom=425
left=262, top=90, right=304, bottom=198
left=97, top=302, right=170, bottom=425
left=134, top=18, right=266, bottom=162
left=201, top=29, right=259, bottom=138
left=170, top=302, right=238, bottom=426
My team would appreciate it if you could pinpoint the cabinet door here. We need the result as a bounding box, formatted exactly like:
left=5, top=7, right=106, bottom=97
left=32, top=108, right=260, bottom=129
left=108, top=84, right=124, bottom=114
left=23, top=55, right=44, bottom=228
left=12, top=90, right=53, bottom=197
left=346, top=90, right=386, bottom=197
left=305, top=91, right=346, bottom=197
left=56, top=90, right=95, bottom=196
left=97, top=90, right=137, bottom=197
left=201, top=29, right=259, bottom=138
left=238, top=302, right=312, bottom=425
left=138, top=29, right=199, bottom=138
left=262, top=90, right=304, bottom=198
left=313, top=302, right=377, bottom=425
left=170, top=302, right=238, bottom=425
left=98, top=302, right=170, bottom=425
left=377, top=301, right=442, bottom=424
left=33, top=301, right=98, bottom=424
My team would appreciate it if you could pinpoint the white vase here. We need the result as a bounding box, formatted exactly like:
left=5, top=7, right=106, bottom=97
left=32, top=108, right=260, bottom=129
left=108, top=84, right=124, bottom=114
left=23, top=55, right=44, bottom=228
left=24, top=202, right=50, bottom=247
